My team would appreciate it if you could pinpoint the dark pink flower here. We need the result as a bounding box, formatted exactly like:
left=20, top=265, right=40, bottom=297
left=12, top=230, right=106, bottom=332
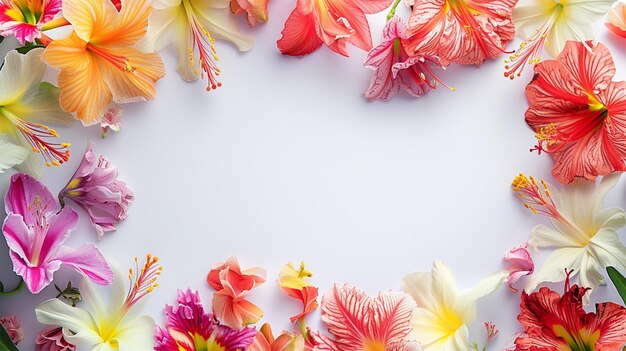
left=2, top=173, right=113, bottom=293
left=0, top=0, right=62, bottom=45
left=364, top=17, right=445, bottom=100
left=35, top=327, right=75, bottom=351
left=0, top=315, right=23, bottom=345
left=504, top=243, right=534, bottom=293
left=59, top=144, right=134, bottom=238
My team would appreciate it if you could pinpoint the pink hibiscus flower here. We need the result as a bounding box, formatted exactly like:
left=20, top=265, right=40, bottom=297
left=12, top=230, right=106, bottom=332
left=0, top=0, right=61, bottom=45
left=364, top=17, right=446, bottom=100
left=2, top=173, right=113, bottom=293
left=277, top=0, right=394, bottom=56
left=403, top=0, right=516, bottom=65
left=525, top=41, right=626, bottom=184
left=318, top=284, right=422, bottom=351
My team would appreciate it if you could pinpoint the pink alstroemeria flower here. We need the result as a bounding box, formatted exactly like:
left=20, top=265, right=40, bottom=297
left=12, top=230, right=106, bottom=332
left=207, top=256, right=266, bottom=328
left=607, top=2, right=626, bottom=38
left=404, top=0, right=516, bottom=65
left=2, top=173, right=113, bottom=294
left=504, top=243, right=534, bottom=293
left=318, top=284, right=422, bottom=351
left=277, top=0, right=394, bottom=56
left=0, top=0, right=61, bottom=45
left=364, top=17, right=445, bottom=100
left=59, top=144, right=134, bottom=239
left=35, top=327, right=75, bottom=351
left=155, top=289, right=257, bottom=351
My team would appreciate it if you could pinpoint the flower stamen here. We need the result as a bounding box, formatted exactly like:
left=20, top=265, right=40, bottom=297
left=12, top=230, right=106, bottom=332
left=87, top=43, right=135, bottom=73
left=512, top=173, right=562, bottom=220
left=125, top=254, right=162, bottom=311
left=188, top=17, right=221, bottom=91
left=530, top=123, right=560, bottom=154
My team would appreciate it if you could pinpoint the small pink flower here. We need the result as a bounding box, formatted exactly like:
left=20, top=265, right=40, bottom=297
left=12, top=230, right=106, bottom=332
left=0, top=0, right=62, bottom=45
left=101, top=104, right=123, bottom=138
left=207, top=256, right=266, bottom=328
left=2, top=173, right=113, bottom=294
left=59, top=143, right=134, bottom=239
left=0, top=315, right=24, bottom=345
left=230, top=0, right=269, bottom=26
left=606, top=2, right=626, bottom=39
left=35, top=327, right=75, bottom=351
left=364, top=17, right=445, bottom=100
left=504, top=243, right=534, bottom=293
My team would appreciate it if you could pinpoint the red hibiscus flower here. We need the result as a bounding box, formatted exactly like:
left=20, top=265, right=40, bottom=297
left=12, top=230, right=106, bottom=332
left=525, top=40, right=626, bottom=184
left=277, top=0, right=394, bottom=56
left=403, top=0, right=517, bottom=65
left=512, top=273, right=626, bottom=351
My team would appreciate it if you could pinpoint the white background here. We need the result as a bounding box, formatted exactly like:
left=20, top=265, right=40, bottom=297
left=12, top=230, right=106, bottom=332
left=2, top=2, right=626, bottom=350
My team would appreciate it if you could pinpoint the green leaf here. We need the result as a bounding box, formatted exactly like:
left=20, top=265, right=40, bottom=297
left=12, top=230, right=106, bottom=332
left=15, top=45, right=44, bottom=54
left=0, top=36, right=4, bottom=44
left=607, top=266, right=626, bottom=305
left=0, top=323, right=19, bottom=351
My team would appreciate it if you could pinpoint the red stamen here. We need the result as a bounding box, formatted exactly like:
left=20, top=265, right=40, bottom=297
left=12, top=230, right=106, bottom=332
left=188, top=17, right=221, bottom=91
left=87, top=43, right=135, bottom=72
left=124, top=254, right=162, bottom=311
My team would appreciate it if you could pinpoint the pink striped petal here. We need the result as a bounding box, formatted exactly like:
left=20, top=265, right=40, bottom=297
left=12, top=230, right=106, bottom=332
left=54, top=244, right=113, bottom=285
left=5, top=173, right=57, bottom=226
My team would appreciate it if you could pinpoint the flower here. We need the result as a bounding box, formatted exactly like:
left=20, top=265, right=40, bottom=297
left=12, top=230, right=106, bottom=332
left=41, top=0, right=165, bottom=126
left=504, top=0, right=615, bottom=78
left=230, top=0, right=269, bottom=25
left=59, top=143, right=134, bottom=239
left=277, top=0, right=393, bottom=57
left=512, top=273, right=626, bottom=351
left=278, top=262, right=319, bottom=323
left=364, top=17, right=446, bottom=101
left=207, top=256, right=266, bottom=328
left=141, top=0, right=253, bottom=91
left=0, top=136, right=28, bottom=173
left=36, top=255, right=161, bottom=351
left=155, top=289, right=257, bottom=351
left=402, top=261, right=507, bottom=351
left=504, top=243, right=534, bottom=293
left=607, top=2, right=626, bottom=38
left=403, top=0, right=516, bottom=65
left=0, top=315, right=24, bottom=345
left=525, top=41, right=626, bottom=183
left=101, top=104, right=123, bottom=138
left=249, top=324, right=305, bottom=351
left=35, top=327, right=76, bottom=351
left=320, top=284, right=421, bottom=351
left=2, top=173, right=113, bottom=293
left=0, top=48, right=73, bottom=176
left=512, top=173, right=626, bottom=298
left=0, top=0, right=62, bottom=45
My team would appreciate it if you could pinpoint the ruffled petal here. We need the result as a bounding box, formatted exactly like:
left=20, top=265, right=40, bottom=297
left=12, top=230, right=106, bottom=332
left=277, top=4, right=323, bottom=56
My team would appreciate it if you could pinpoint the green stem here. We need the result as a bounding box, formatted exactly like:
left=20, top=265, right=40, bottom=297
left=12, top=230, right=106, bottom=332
left=0, top=279, right=25, bottom=297
left=298, top=316, right=309, bottom=342
left=387, top=0, right=403, bottom=21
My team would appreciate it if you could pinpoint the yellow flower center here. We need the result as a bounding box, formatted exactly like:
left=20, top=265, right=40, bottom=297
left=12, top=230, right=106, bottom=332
left=5, top=0, right=44, bottom=25
left=553, top=325, right=600, bottom=351
left=364, top=339, right=386, bottom=351
left=436, top=307, right=464, bottom=338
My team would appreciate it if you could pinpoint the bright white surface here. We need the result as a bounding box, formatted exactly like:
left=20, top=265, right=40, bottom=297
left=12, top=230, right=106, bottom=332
left=2, top=3, right=626, bottom=350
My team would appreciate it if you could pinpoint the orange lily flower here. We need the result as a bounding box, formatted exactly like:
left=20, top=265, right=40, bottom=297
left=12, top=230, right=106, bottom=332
left=41, top=0, right=165, bottom=126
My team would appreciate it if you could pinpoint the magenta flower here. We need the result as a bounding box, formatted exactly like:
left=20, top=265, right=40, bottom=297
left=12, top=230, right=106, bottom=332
left=35, top=327, right=75, bottom=351
left=364, top=17, right=445, bottom=101
left=155, top=289, right=257, bottom=351
left=0, top=315, right=24, bottom=345
left=59, top=144, right=134, bottom=239
left=2, top=173, right=113, bottom=294
left=0, top=0, right=62, bottom=45
left=504, top=243, right=534, bottom=293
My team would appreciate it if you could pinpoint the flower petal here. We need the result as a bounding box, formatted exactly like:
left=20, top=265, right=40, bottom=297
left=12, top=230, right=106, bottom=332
left=54, top=243, right=113, bottom=285
left=277, top=4, right=323, bottom=56
left=524, top=247, right=584, bottom=292
left=35, top=298, right=103, bottom=348
left=0, top=136, right=28, bottom=173
left=4, top=173, right=56, bottom=224
left=0, top=49, right=46, bottom=107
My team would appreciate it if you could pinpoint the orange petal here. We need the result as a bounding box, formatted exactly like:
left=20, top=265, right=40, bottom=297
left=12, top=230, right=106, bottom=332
left=62, top=0, right=116, bottom=42
left=41, top=32, right=90, bottom=71
left=100, top=0, right=152, bottom=47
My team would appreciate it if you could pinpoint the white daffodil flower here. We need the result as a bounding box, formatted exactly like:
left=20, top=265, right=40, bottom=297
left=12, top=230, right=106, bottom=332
left=402, top=261, right=507, bottom=351
left=141, top=0, right=254, bottom=90
left=512, top=173, right=626, bottom=299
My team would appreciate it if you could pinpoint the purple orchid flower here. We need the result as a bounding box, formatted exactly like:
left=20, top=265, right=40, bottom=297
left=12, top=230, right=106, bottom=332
left=2, top=173, right=113, bottom=294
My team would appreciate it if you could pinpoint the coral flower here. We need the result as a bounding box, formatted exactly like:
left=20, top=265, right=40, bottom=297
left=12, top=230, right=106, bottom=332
left=155, top=289, right=257, bottom=351
left=525, top=41, right=626, bottom=183
left=364, top=17, right=446, bottom=100
left=59, top=144, right=134, bottom=239
left=403, top=0, right=516, bottom=65
left=512, top=173, right=626, bottom=298
left=278, top=262, right=319, bottom=323
left=36, top=255, right=161, bottom=351
left=35, top=327, right=76, bottom=351
left=320, top=284, right=421, bottom=351
left=42, top=0, right=165, bottom=126
left=402, top=261, right=507, bottom=351
left=607, top=2, right=626, bottom=38
left=142, top=0, right=253, bottom=91
left=277, top=0, right=393, bottom=57
left=512, top=274, right=626, bottom=351
left=3, top=173, right=113, bottom=294
left=0, top=0, right=61, bottom=45
left=0, top=48, right=73, bottom=176
left=207, top=256, right=267, bottom=328
left=231, top=0, right=269, bottom=25
left=505, top=0, right=614, bottom=78
left=505, top=243, right=534, bottom=293
left=250, top=324, right=306, bottom=351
